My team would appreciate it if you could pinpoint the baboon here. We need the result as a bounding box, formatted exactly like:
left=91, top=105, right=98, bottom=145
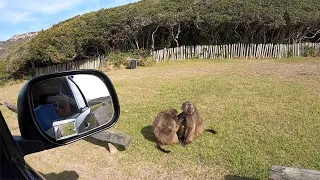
left=176, top=113, right=186, bottom=141
left=177, top=102, right=216, bottom=145
left=152, top=108, right=181, bottom=153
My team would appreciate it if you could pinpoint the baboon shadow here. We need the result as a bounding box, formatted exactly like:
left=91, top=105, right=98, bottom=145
left=224, top=175, right=259, bottom=180
left=41, top=170, right=79, bottom=180
left=141, top=125, right=156, bottom=142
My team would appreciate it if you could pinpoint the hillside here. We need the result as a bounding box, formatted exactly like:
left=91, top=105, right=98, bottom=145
left=0, top=32, right=37, bottom=59
left=5, top=0, right=320, bottom=77
left=0, top=40, right=22, bottom=60
left=0, top=32, right=38, bottom=80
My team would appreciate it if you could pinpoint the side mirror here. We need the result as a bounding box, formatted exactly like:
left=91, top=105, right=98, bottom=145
left=17, top=70, right=120, bottom=148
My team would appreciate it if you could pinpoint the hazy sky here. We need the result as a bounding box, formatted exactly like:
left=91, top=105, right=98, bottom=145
left=0, top=0, right=139, bottom=41
left=72, top=74, right=110, bottom=100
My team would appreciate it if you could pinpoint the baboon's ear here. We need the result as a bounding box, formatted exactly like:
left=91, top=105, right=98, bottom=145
left=172, top=109, right=178, bottom=115
left=167, top=108, right=177, bottom=116
left=181, top=102, right=187, bottom=109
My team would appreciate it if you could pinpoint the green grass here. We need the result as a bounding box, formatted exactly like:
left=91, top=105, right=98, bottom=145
left=2, top=58, right=320, bottom=179
left=110, top=58, right=320, bottom=179
left=0, top=60, right=7, bottom=80
left=90, top=104, right=101, bottom=111
left=89, top=104, right=101, bottom=128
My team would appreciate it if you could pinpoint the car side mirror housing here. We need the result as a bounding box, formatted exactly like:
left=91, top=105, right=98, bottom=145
left=17, top=70, right=120, bottom=150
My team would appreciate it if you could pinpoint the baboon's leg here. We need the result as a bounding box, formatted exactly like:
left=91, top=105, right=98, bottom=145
left=194, top=121, right=204, bottom=138
left=171, top=134, right=179, bottom=144
left=183, top=122, right=195, bottom=145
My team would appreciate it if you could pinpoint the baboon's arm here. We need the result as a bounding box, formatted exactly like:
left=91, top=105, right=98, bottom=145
left=175, top=118, right=184, bottom=130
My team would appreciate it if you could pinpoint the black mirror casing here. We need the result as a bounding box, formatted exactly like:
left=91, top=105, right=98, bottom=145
left=17, top=70, right=120, bottom=151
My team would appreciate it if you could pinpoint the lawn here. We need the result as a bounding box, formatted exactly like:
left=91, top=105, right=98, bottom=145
left=1, top=57, right=320, bottom=179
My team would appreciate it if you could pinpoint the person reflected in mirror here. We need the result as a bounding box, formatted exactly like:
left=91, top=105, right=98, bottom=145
left=49, top=94, right=72, bottom=119
left=34, top=93, right=73, bottom=138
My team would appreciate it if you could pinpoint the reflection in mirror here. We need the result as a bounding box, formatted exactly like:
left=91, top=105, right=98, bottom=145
left=52, top=119, right=77, bottom=140
left=31, top=74, right=114, bottom=140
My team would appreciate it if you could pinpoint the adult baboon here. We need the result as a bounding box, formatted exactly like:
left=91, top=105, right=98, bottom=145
left=177, top=102, right=216, bottom=145
left=152, top=108, right=181, bottom=153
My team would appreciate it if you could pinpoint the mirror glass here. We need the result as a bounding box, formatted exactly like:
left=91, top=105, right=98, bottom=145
left=31, top=74, right=114, bottom=140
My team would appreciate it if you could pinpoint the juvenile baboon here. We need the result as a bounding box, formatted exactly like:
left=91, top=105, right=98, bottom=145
left=152, top=108, right=181, bottom=153
left=177, top=102, right=217, bottom=145
left=176, top=113, right=186, bottom=141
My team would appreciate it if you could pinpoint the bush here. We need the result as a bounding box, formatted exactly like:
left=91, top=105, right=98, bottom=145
left=131, top=49, right=151, bottom=58
left=303, top=46, right=318, bottom=57
left=98, top=61, right=116, bottom=72
left=0, top=60, right=7, bottom=80
left=137, top=57, right=156, bottom=67
left=287, top=48, right=293, bottom=58
left=107, top=50, right=156, bottom=69
left=107, top=52, right=131, bottom=69
left=310, top=47, right=318, bottom=57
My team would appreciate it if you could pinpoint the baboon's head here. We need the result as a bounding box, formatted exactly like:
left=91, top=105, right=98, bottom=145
left=167, top=108, right=178, bottom=120
left=182, top=102, right=195, bottom=115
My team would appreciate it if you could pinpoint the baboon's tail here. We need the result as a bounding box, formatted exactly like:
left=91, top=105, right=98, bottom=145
left=205, top=129, right=217, bottom=134
left=156, top=142, right=171, bottom=153
left=4, top=102, right=17, bottom=113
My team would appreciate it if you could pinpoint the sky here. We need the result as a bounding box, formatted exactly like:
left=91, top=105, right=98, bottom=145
left=0, top=0, right=139, bottom=41
left=72, top=74, right=110, bottom=100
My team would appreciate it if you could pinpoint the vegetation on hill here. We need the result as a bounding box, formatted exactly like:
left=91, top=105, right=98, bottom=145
left=6, top=0, right=320, bottom=77
left=1, top=36, right=35, bottom=79
left=0, top=32, right=37, bottom=59
left=0, top=39, right=29, bottom=59
left=0, top=41, right=12, bottom=59
left=0, top=60, right=6, bottom=80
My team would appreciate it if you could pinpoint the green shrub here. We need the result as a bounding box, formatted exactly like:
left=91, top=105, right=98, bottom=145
left=107, top=50, right=156, bottom=69
left=302, top=46, right=318, bottom=57
left=107, top=52, right=131, bottom=68
left=303, top=46, right=310, bottom=57
left=0, top=60, right=7, bottom=80
left=131, top=49, right=151, bottom=59
left=287, top=48, right=293, bottom=58
left=310, top=47, right=318, bottom=57
left=137, top=57, right=157, bottom=67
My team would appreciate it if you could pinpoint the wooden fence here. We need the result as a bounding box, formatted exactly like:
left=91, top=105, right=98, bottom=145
left=34, top=42, right=320, bottom=76
left=152, top=43, right=320, bottom=62
left=35, top=55, right=105, bottom=76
